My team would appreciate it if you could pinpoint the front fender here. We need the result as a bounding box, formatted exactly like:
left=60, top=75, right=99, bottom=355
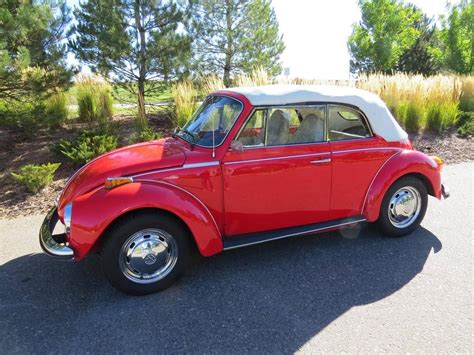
left=363, top=150, right=442, bottom=222
left=69, top=181, right=223, bottom=260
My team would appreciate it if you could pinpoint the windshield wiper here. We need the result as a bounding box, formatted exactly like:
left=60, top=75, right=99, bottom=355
left=179, top=128, right=198, bottom=145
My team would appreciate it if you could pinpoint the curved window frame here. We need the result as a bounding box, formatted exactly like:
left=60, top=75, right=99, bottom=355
left=233, top=102, right=374, bottom=149
left=177, top=95, right=244, bottom=149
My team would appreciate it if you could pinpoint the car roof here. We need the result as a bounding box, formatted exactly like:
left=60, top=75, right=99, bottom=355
left=217, top=85, right=408, bottom=142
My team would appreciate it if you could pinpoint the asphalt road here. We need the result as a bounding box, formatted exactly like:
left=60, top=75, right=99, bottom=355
left=0, top=162, right=472, bottom=353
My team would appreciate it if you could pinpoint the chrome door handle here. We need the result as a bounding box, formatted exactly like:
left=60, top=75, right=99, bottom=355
left=310, top=158, right=331, bottom=164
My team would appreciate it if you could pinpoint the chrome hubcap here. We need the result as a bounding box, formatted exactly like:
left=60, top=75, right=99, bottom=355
left=388, top=186, right=421, bottom=228
left=119, top=228, right=178, bottom=284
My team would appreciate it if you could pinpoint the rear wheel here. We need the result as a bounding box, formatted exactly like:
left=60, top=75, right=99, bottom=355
left=376, top=176, right=428, bottom=237
left=101, top=212, right=192, bottom=295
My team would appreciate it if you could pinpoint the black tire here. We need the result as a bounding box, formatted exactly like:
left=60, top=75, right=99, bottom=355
left=101, top=211, right=192, bottom=295
left=375, top=176, right=428, bottom=237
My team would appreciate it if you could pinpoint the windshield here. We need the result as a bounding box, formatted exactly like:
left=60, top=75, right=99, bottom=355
left=177, top=95, right=243, bottom=147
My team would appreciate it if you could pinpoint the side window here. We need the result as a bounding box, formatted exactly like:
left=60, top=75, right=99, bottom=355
left=328, top=106, right=371, bottom=141
left=235, top=106, right=326, bottom=147
left=236, top=110, right=265, bottom=147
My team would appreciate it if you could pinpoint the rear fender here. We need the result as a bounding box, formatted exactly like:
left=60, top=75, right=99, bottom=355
left=69, top=181, right=222, bottom=260
left=362, top=150, right=442, bottom=222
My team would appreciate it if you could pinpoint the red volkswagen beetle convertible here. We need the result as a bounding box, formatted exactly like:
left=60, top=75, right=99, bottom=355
left=40, top=85, right=449, bottom=295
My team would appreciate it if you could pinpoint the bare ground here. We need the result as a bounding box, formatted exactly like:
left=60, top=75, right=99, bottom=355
left=0, top=125, right=472, bottom=220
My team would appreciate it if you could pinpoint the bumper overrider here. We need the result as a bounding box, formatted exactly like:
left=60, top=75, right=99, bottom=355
left=442, top=183, right=450, bottom=199
left=39, top=206, right=74, bottom=260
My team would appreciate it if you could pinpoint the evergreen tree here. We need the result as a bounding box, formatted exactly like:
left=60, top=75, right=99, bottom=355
left=70, top=0, right=191, bottom=128
left=191, top=0, right=285, bottom=87
left=0, top=0, right=72, bottom=102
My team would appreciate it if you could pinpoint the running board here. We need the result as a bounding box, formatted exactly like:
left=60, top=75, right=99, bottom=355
left=223, top=216, right=366, bottom=251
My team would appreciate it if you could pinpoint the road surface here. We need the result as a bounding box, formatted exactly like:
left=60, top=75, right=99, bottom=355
left=0, top=162, right=472, bottom=353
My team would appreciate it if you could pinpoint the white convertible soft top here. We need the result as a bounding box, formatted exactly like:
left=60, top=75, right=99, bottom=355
left=222, top=85, right=407, bottom=142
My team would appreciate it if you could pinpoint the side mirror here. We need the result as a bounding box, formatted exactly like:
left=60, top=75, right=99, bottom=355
left=229, top=140, right=243, bottom=152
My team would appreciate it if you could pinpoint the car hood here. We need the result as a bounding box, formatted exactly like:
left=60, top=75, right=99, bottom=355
left=59, top=138, right=186, bottom=209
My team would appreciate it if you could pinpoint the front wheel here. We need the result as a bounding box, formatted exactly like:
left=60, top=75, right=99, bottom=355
left=375, top=176, right=428, bottom=237
left=101, top=212, right=192, bottom=295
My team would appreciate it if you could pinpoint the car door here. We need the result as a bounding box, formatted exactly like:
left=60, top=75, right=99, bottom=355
left=222, top=105, right=331, bottom=236
left=327, top=104, right=400, bottom=220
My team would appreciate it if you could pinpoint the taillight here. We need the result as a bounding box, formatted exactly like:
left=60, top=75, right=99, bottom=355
left=432, top=156, right=444, bottom=172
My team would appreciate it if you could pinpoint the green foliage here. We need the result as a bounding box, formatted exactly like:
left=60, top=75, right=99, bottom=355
left=425, top=104, right=443, bottom=132
left=0, top=0, right=73, bottom=102
left=55, top=131, right=118, bottom=165
left=440, top=0, right=473, bottom=74
left=70, top=0, right=191, bottom=126
left=395, top=9, right=442, bottom=75
left=45, top=92, right=68, bottom=128
left=11, top=163, right=61, bottom=193
left=76, top=77, right=114, bottom=124
left=403, top=101, right=424, bottom=133
left=348, top=0, right=424, bottom=74
left=457, top=112, right=474, bottom=136
left=191, top=0, right=285, bottom=86
left=128, top=127, right=163, bottom=144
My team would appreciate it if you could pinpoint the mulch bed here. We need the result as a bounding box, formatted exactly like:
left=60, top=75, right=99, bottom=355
left=0, top=124, right=472, bottom=220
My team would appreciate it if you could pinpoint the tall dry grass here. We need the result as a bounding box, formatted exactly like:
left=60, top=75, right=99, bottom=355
left=275, top=72, right=467, bottom=133
left=234, top=66, right=271, bottom=87
left=171, top=80, right=198, bottom=127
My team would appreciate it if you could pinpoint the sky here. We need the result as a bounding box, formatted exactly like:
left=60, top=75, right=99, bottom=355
left=67, top=0, right=450, bottom=80
left=272, top=0, right=448, bottom=79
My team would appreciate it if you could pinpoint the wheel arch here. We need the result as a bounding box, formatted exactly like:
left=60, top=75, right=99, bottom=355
left=69, top=181, right=223, bottom=261
left=362, top=150, right=442, bottom=222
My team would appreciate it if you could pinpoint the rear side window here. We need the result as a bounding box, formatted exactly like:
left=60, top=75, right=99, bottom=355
left=328, top=106, right=371, bottom=141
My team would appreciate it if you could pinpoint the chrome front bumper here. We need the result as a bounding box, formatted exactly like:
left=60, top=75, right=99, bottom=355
left=442, top=183, right=450, bottom=199
left=39, top=207, right=74, bottom=260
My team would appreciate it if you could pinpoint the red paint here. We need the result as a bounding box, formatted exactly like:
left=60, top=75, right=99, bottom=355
left=55, top=91, right=444, bottom=260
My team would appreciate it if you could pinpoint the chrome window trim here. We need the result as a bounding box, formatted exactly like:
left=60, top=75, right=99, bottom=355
left=224, top=152, right=330, bottom=166
left=332, top=147, right=401, bottom=155
left=180, top=95, right=244, bottom=150
left=232, top=102, right=375, bottom=149
left=327, top=104, right=374, bottom=141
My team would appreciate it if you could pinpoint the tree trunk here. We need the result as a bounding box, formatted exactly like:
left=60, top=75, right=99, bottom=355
left=223, top=0, right=233, bottom=87
left=134, top=0, right=147, bottom=130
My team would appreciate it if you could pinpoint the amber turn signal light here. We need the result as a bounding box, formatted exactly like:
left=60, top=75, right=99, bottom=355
left=432, top=156, right=444, bottom=172
left=105, top=177, right=134, bottom=189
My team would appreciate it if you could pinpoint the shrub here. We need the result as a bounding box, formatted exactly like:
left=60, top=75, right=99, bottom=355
left=172, top=80, right=198, bottom=127
left=76, top=75, right=114, bottom=124
left=426, top=104, right=443, bottom=133
left=404, top=101, right=424, bottom=133
left=11, top=163, right=61, bottom=193
left=45, top=92, right=68, bottom=128
left=55, top=131, right=118, bottom=165
left=460, top=76, right=474, bottom=112
left=457, top=112, right=474, bottom=137
left=128, top=127, right=163, bottom=144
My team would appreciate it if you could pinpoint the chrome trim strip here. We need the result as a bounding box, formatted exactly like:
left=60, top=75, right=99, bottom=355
left=332, top=147, right=401, bottom=155
left=223, top=218, right=367, bottom=251
left=360, top=150, right=402, bottom=214
left=183, top=161, right=220, bottom=169
left=310, top=158, right=331, bottom=164
left=133, top=179, right=221, bottom=236
left=224, top=152, right=330, bottom=166
left=132, top=161, right=221, bottom=179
